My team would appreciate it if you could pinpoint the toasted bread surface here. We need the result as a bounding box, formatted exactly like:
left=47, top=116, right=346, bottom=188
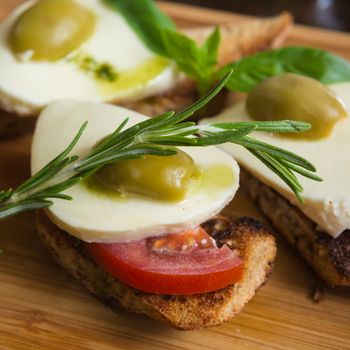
left=36, top=211, right=276, bottom=330
left=0, top=110, right=36, bottom=139
left=241, top=169, right=350, bottom=287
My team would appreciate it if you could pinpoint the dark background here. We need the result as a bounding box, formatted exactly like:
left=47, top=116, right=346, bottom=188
left=166, top=0, right=350, bottom=32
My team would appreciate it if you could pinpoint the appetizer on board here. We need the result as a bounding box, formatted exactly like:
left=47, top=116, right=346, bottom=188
left=202, top=72, right=350, bottom=287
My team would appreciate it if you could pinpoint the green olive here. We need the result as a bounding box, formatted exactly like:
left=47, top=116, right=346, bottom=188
left=93, top=149, right=199, bottom=201
left=246, top=73, right=348, bottom=140
left=9, top=0, right=96, bottom=61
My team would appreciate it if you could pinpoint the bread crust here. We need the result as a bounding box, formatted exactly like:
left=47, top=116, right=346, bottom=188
left=36, top=211, right=276, bottom=330
left=240, top=169, right=350, bottom=287
left=0, top=109, right=36, bottom=139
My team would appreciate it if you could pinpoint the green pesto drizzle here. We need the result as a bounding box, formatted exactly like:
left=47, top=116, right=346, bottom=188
left=98, top=56, right=171, bottom=96
left=70, top=53, right=119, bottom=82
left=70, top=52, right=170, bottom=93
left=82, top=164, right=234, bottom=202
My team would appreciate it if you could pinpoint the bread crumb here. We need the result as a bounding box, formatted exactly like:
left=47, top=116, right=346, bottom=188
left=311, top=285, right=325, bottom=303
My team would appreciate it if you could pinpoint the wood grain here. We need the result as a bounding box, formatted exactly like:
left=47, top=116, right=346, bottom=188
left=0, top=2, right=349, bottom=350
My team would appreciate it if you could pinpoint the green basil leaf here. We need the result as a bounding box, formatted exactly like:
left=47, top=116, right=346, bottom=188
left=200, top=26, right=221, bottom=76
left=103, top=0, right=175, bottom=56
left=197, top=26, right=221, bottom=94
left=161, top=27, right=220, bottom=94
left=162, top=28, right=219, bottom=75
left=218, top=46, right=350, bottom=92
left=161, top=29, right=202, bottom=77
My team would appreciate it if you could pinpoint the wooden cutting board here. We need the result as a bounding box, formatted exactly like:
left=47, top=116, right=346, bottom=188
left=0, top=2, right=349, bottom=350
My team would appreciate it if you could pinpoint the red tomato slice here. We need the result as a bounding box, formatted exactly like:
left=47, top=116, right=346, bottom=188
left=85, top=227, right=244, bottom=295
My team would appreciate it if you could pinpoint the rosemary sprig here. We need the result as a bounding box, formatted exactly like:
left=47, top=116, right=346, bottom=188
left=0, top=73, right=321, bottom=220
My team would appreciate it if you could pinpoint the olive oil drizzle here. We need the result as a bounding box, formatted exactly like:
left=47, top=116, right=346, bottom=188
left=83, top=163, right=234, bottom=203
left=70, top=53, right=119, bottom=83
left=70, top=53, right=170, bottom=91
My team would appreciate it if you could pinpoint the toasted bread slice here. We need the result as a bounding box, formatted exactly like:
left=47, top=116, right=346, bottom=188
left=0, top=13, right=292, bottom=138
left=241, top=169, right=350, bottom=288
left=36, top=211, right=276, bottom=330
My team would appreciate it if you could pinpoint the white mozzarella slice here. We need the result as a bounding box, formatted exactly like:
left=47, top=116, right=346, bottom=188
left=31, top=101, right=240, bottom=242
left=0, top=0, right=179, bottom=115
left=201, top=82, right=350, bottom=238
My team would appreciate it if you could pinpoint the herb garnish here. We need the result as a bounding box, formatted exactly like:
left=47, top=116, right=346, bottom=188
left=219, top=46, right=350, bottom=93
left=0, top=73, right=321, bottom=220
left=105, top=0, right=350, bottom=95
left=72, top=54, right=119, bottom=82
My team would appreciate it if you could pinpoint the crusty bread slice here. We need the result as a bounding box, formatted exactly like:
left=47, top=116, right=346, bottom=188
left=241, top=169, right=350, bottom=288
left=0, top=13, right=292, bottom=138
left=36, top=211, right=276, bottom=330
